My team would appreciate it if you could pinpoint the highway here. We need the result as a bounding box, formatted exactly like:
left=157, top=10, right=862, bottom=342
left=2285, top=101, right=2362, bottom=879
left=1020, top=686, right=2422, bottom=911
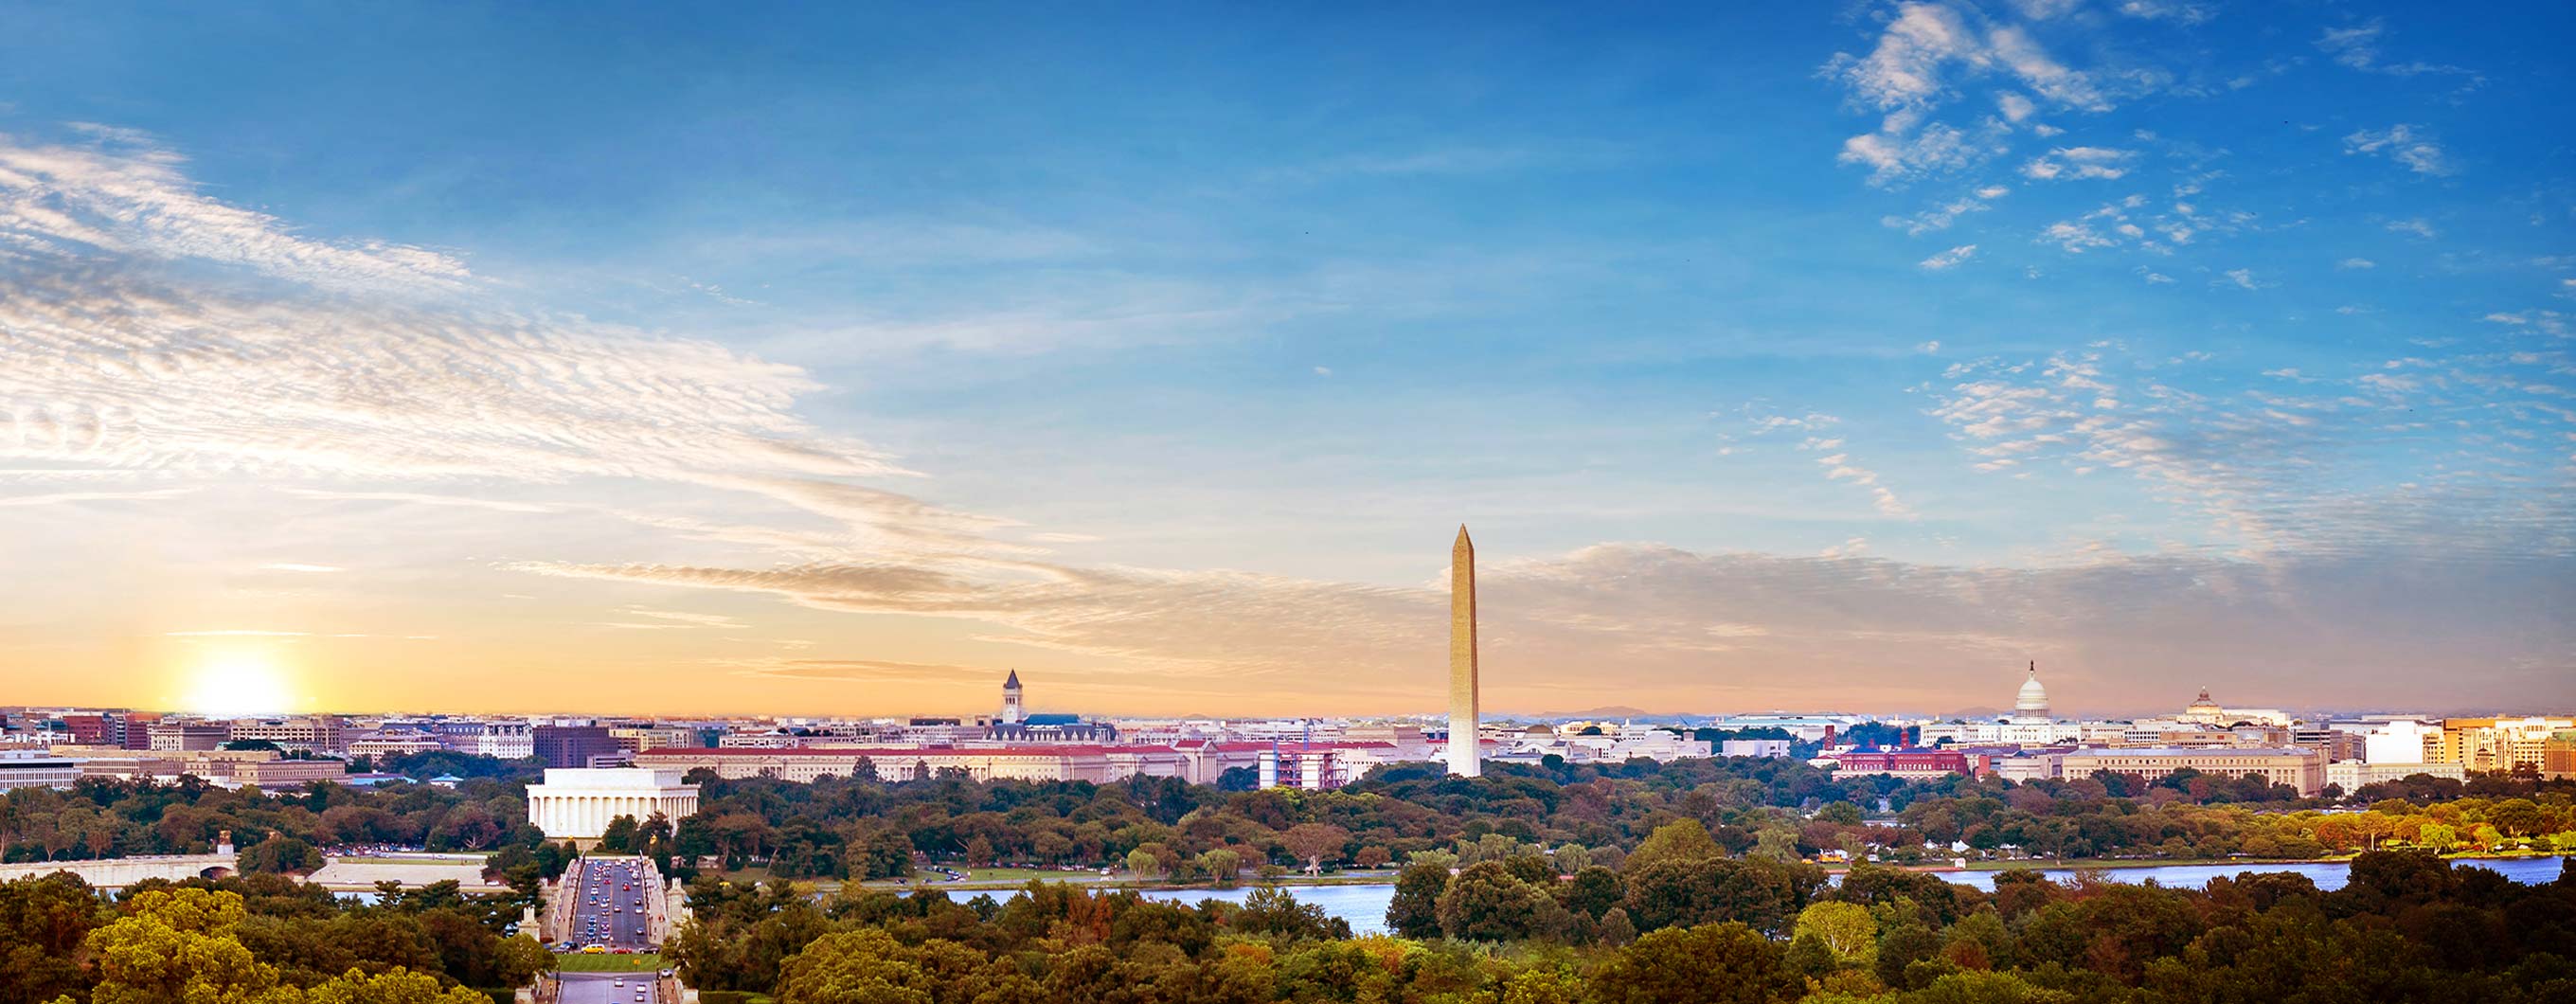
left=564, top=857, right=653, bottom=950
left=558, top=973, right=653, bottom=1004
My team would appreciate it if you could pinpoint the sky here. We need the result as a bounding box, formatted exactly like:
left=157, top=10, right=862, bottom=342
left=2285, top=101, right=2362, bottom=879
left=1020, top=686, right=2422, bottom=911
left=0, top=1, right=2570, bottom=720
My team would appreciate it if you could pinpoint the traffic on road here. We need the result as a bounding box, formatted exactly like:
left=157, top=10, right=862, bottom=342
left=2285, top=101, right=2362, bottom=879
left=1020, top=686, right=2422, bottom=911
left=559, top=857, right=654, bottom=953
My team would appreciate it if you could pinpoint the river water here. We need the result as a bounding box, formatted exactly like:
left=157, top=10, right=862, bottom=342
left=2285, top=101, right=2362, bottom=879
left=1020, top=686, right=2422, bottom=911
left=944, top=855, right=2571, bottom=938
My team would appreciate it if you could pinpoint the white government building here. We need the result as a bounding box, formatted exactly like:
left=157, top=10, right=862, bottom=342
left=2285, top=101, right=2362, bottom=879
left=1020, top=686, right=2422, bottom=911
left=525, top=767, right=700, bottom=842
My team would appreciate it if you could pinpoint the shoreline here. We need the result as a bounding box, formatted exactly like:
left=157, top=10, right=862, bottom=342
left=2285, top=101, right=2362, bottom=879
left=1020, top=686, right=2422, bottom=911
left=1873, top=850, right=2573, bottom=874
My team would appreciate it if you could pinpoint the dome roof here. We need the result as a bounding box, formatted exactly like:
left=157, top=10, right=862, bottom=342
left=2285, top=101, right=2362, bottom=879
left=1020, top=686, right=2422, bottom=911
left=2013, top=662, right=2050, bottom=716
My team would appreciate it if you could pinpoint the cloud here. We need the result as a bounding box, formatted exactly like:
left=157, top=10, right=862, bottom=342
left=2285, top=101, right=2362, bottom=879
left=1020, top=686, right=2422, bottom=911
left=164, top=629, right=310, bottom=637
left=1839, top=115, right=2012, bottom=186
left=624, top=608, right=746, bottom=629
left=0, top=133, right=470, bottom=290
left=2338, top=258, right=2376, bottom=270
left=724, top=658, right=988, bottom=684
left=2386, top=218, right=2438, bottom=239
left=2315, top=19, right=2482, bottom=84
left=2040, top=221, right=2113, bottom=253
left=259, top=563, right=343, bottom=573
left=0, top=487, right=197, bottom=507
left=1882, top=188, right=2006, bottom=235
left=0, top=131, right=983, bottom=563
left=1917, top=341, right=1943, bottom=353
left=2117, top=1, right=2214, bottom=24
left=2022, top=146, right=2135, bottom=181
left=1920, top=244, right=1979, bottom=270
left=1930, top=343, right=2576, bottom=562
left=514, top=541, right=2574, bottom=712
left=1823, top=3, right=2147, bottom=185
left=1799, top=436, right=1919, bottom=519
left=2218, top=268, right=2264, bottom=290
left=2343, top=125, right=2456, bottom=176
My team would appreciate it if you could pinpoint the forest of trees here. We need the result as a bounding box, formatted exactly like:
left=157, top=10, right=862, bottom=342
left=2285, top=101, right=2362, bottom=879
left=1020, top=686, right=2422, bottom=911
left=662, top=842, right=2576, bottom=1003
left=0, top=753, right=2568, bottom=1002
left=0, top=774, right=544, bottom=865
left=644, top=756, right=2576, bottom=883
left=0, top=872, right=545, bottom=1004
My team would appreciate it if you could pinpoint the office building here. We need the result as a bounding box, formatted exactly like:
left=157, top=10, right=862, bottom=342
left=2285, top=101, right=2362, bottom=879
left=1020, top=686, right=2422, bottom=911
left=2057, top=747, right=2326, bottom=797
left=532, top=724, right=621, bottom=769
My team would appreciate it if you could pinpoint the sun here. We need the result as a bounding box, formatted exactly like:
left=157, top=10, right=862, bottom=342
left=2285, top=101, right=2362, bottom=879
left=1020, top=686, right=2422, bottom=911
left=184, top=654, right=297, bottom=717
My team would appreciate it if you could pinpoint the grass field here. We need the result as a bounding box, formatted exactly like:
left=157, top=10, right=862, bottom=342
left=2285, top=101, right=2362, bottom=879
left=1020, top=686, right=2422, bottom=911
left=553, top=952, right=663, bottom=973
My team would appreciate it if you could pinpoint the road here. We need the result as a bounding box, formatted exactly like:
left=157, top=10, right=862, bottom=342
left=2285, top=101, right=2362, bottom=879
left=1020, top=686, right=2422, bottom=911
left=564, top=857, right=653, bottom=950
left=558, top=973, right=653, bottom=1004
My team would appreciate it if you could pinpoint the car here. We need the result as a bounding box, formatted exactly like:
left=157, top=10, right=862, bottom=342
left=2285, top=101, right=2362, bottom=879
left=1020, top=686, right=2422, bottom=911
left=611, top=979, right=624, bottom=988
left=581, top=945, right=607, bottom=954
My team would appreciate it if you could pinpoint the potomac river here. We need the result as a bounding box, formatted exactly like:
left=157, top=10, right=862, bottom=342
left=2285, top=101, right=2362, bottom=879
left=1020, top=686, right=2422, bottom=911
left=947, top=855, right=2572, bottom=937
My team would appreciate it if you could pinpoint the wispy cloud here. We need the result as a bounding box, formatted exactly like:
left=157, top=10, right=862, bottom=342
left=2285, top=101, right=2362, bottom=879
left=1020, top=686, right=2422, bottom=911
left=2315, top=19, right=2482, bottom=85
left=1920, top=244, right=1979, bottom=270
left=2344, top=124, right=2456, bottom=176
left=2022, top=146, right=2135, bottom=181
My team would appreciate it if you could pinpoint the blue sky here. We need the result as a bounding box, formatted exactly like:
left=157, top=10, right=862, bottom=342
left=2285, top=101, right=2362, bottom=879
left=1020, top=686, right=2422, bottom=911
left=0, top=1, right=2569, bottom=716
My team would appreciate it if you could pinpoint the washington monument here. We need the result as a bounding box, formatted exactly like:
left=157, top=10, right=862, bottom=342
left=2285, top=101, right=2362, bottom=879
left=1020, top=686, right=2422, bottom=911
left=1448, top=525, right=1480, bottom=777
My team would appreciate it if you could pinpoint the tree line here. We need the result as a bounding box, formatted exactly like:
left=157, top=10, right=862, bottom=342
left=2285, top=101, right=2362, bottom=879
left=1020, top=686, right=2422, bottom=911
left=0, top=871, right=546, bottom=1004
left=665, top=839, right=2576, bottom=1003
left=634, top=756, right=2575, bottom=883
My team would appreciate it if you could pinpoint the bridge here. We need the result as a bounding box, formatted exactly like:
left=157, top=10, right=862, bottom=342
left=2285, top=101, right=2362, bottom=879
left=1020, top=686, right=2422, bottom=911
left=0, top=853, right=239, bottom=886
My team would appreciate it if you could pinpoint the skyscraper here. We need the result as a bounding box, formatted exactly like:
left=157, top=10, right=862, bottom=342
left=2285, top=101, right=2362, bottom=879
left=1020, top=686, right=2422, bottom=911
left=1448, top=526, right=1480, bottom=778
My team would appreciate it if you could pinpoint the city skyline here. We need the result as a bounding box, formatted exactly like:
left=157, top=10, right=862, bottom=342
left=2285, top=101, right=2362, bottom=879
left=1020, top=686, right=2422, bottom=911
left=3, top=2, right=2573, bottom=717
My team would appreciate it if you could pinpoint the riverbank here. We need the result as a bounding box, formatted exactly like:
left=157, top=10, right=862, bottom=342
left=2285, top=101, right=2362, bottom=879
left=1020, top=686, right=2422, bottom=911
left=1944, top=849, right=2572, bottom=873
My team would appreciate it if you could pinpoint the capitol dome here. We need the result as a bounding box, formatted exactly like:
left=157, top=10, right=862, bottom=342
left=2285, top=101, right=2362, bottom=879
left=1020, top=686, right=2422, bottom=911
left=2013, top=661, right=2050, bottom=719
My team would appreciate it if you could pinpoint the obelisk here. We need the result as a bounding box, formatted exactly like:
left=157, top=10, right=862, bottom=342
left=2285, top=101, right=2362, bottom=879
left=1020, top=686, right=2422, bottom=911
left=1447, top=525, right=1480, bottom=777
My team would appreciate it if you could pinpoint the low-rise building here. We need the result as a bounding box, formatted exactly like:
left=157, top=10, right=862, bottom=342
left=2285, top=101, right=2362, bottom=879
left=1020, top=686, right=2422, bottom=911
left=148, top=723, right=231, bottom=751
left=225, top=717, right=349, bottom=754
left=2325, top=760, right=2468, bottom=791
left=0, top=749, right=81, bottom=789
left=2057, top=746, right=2326, bottom=797
left=1830, top=746, right=1976, bottom=780
left=525, top=768, right=701, bottom=842
left=1720, top=739, right=1793, bottom=759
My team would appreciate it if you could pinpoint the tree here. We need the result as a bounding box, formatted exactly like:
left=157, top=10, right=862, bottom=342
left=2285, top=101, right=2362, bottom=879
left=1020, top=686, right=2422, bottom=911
left=1435, top=861, right=1561, bottom=941
left=2486, top=798, right=2545, bottom=838
left=1795, top=901, right=1878, bottom=964
left=238, top=836, right=323, bottom=875
left=1559, top=865, right=1625, bottom=919
left=1621, top=856, right=1817, bottom=936
left=1591, top=923, right=1800, bottom=1004
left=1124, top=848, right=1163, bottom=881
left=302, top=967, right=491, bottom=1004
left=1622, top=819, right=1722, bottom=871
left=1596, top=906, right=1637, bottom=946
left=1279, top=823, right=1351, bottom=875
left=1816, top=801, right=1866, bottom=826
left=1386, top=861, right=1449, bottom=939
left=773, top=927, right=934, bottom=1004
left=0, top=873, right=106, bottom=1004
left=1199, top=848, right=1243, bottom=887
left=1232, top=887, right=1349, bottom=941
left=81, top=887, right=296, bottom=1004
left=856, top=829, right=915, bottom=881
left=599, top=815, right=641, bottom=854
